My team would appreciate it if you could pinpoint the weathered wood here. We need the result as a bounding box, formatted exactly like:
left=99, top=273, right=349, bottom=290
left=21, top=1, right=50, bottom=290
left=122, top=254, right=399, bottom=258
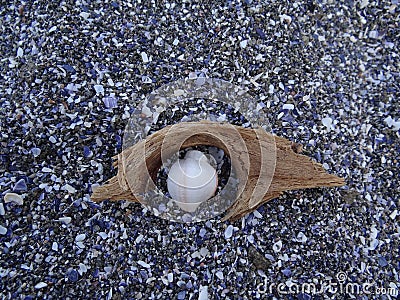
left=91, top=121, right=345, bottom=221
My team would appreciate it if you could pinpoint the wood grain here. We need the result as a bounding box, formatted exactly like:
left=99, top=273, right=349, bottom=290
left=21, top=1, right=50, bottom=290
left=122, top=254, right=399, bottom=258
left=91, top=121, right=345, bottom=221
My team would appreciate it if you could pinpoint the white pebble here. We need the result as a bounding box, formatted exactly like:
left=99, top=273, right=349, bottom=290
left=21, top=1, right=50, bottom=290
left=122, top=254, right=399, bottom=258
left=240, top=40, right=248, bottom=48
left=135, top=234, right=144, bottom=244
left=0, top=203, right=5, bottom=215
left=34, top=282, right=47, bottom=289
left=52, top=242, right=58, bottom=251
left=368, top=30, right=379, bottom=39
left=167, top=272, right=173, bottom=282
left=0, top=225, right=7, bottom=235
left=247, top=235, right=255, bottom=243
left=224, top=225, right=234, bottom=239
left=80, top=11, right=90, bottom=19
left=321, top=117, right=333, bottom=131
left=76, top=241, right=85, bottom=249
left=199, top=247, right=209, bottom=257
left=94, top=84, right=104, bottom=94
left=63, top=184, right=76, bottom=193
left=138, top=260, right=150, bottom=268
left=75, top=233, right=86, bottom=242
left=78, top=263, right=88, bottom=274
left=31, top=147, right=41, bottom=157
left=141, top=51, right=149, bottom=63
left=98, top=232, right=108, bottom=239
left=389, top=210, right=398, bottom=220
left=273, top=240, right=283, bottom=252
left=268, top=84, right=274, bottom=93
left=49, top=136, right=57, bottom=143
left=4, top=193, right=23, bottom=205
left=282, top=103, right=294, bottom=110
left=253, top=210, right=262, bottom=218
left=17, top=47, right=23, bottom=57
left=42, top=167, right=52, bottom=172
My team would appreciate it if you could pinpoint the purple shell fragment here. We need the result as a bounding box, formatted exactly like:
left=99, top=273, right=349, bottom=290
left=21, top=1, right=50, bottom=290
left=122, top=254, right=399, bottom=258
left=83, top=146, right=93, bottom=158
left=13, top=179, right=27, bottom=192
left=62, top=64, right=76, bottom=74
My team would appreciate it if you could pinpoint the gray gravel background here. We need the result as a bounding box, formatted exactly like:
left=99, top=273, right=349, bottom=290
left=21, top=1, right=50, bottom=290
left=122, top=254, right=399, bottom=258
left=0, top=0, right=399, bottom=299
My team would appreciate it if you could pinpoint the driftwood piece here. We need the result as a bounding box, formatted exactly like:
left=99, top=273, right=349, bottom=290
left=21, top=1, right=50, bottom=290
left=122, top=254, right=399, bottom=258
left=91, top=121, right=345, bottom=221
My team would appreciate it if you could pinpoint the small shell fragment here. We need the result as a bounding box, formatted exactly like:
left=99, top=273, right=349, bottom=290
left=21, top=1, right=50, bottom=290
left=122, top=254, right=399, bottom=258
left=4, top=193, right=23, bottom=205
left=34, top=282, right=48, bottom=289
left=0, top=225, right=7, bottom=235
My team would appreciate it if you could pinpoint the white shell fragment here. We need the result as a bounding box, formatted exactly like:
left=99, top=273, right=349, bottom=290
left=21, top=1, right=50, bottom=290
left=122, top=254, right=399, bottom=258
left=138, top=260, right=151, bottom=268
left=34, top=282, right=48, bottom=289
left=0, top=225, right=7, bottom=235
left=57, top=217, right=72, bottom=224
left=167, top=150, right=218, bottom=212
left=321, top=117, right=333, bottom=131
left=141, top=51, right=149, bottom=63
left=4, top=193, right=23, bottom=205
left=94, top=84, right=104, bottom=94
left=224, top=225, right=234, bottom=239
left=198, top=285, right=209, bottom=300
left=75, top=233, right=86, bottom=242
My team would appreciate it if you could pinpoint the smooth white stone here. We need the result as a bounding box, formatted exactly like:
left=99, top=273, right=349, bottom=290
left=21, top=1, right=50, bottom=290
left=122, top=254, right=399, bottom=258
left=0, top=225, right=7, bottom=235
left=224, top=225, right=234, bottom=239
left=98, top=232, right=108, bottom=239
left=75, top=233, right=86, bottom=242
left=283, top=103, right=294, bottom=110
left=34, top=282, right=47, bottom=289
left=138, top=260, right=150, bottom=268
left=141, top=51, right=149, bottom=63
left=52, top=242, right=58, bottom=251
left=94, top=84, right=104, bottom=94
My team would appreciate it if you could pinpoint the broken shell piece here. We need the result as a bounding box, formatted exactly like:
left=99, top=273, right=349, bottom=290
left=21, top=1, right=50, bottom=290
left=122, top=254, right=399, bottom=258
left=4, top=193, right=24, bottom=205
left=167, top=150, right=218, bottom=212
